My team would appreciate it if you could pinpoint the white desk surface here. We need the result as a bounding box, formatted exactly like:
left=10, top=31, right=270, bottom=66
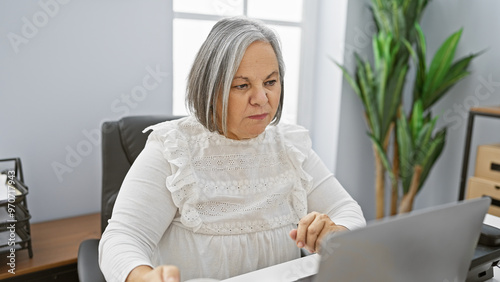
left=222, top=214, right=500, bottom=282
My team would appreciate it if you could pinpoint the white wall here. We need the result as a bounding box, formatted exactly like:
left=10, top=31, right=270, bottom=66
left=304, top=0, right=348, bottom=174
left=0, top=0, right=173, bottom=222
left=335, top=0, right=500, bottom=220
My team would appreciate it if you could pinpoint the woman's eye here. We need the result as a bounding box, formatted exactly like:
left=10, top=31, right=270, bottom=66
left=265, top=80, right=277, bottom=86
left=234, top=84, right=248, bottom=90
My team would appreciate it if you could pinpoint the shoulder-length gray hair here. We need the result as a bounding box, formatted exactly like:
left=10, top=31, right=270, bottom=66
left=186, top=16, right=285, bottom=134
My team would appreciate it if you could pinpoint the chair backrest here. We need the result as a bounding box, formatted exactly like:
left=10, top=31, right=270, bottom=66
left=100, top=115, right=181, bottom=233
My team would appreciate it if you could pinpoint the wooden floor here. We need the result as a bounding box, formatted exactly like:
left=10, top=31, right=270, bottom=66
left=0, top=213, right=100, bottom=279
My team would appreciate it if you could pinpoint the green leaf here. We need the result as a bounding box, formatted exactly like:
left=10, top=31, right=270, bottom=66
left=423, top=29, right=463, bottom=102
left=375, top=34, right=393, bottom=115
left=416, top=115, right=438, bottom=147
left=355, top=54, right=370, bottom=107
left=410, top=100, right=423, bottom=140
left=373, top=36, right=382, bottom=71
left=403, top=38, right=417, bottom=62
left=424, top=71, right=470, bottom=109
left=446, top=53, right=479, bottom=80
left=413, top=23, right=427, bottom=103
left=382, top=61, right=407, bottom=137
left=368, top=132, right=395, bottom=182
left=417, top=128, right=447, bottom=189
left=355, top=55, right=380, bottom=137
left=422, top=52, right=481, bottom=109
left=371, top=0, right=391, bottom=33
left=403, top=0, right=429, bottom=42
left=415, top=0, right=430, bottom=24
left=415, top=122, right=432, bottom=147
left=396, top=110, right=414, bottom=193
left=414, top=23, right=427, bottom=58
left=391, top=1, right=401, bottom=39
left=364, top=60, right=375, bottom=92
left=332, top=57, right=362, bottom=100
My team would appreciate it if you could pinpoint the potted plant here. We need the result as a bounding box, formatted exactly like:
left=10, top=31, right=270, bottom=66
left=336, top=0, right=480, bottom=218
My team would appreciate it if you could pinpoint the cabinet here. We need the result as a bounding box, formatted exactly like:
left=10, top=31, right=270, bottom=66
left=0, top=158, right=33, bottom=259
left=459, top=106, right=500, bottom=200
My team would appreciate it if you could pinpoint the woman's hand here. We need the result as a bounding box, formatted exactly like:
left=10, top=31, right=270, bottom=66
left=126, top=265, right=180, bottom=282
left=289, top=212, right=348, bottom=253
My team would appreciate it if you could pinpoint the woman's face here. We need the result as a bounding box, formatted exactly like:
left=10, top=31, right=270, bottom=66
left=218, top=41, right=281, bottom=140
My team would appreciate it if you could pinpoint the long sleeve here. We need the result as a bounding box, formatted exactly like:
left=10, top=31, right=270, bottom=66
left=98, top=132, right=178, bottom=282
left=304, top=149, right=366, bottom=230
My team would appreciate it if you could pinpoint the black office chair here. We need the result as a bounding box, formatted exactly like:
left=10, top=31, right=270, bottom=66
left=77, top=115, right=181, bottom=282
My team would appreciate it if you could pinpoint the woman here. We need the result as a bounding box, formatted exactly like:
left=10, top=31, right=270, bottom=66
left=99, top=17, right=366, bottom=282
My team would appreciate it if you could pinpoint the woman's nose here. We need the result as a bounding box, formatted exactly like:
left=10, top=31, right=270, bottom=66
left=250, top=85, right=268, bottom=106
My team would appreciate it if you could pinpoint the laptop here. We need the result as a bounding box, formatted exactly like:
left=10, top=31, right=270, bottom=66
left=301, top=197, right=490, bottom=282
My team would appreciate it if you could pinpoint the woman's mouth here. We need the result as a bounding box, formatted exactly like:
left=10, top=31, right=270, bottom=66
left=248, top=113, right=268, bottom=120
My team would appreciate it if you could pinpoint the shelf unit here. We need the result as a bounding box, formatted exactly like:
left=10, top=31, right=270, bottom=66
left=0, top=158, right=33, bottom=258
left=459, top=106, right=500, bottom=200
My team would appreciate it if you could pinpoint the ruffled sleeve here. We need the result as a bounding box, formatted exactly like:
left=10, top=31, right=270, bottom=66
left=143, top=118, right=203, bottom=232
left=278, top=123, right=314, bottom=220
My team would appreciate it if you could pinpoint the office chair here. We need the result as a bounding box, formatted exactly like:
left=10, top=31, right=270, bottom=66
left=77, top=115, right=181, bottom=282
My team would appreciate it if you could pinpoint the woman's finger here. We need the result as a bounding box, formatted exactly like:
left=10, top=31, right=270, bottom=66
left=289, top=228, right=298, bottom=241
left=295, top=212, right=318, bottom=248
left=314, top=224, right=334, bottom=253
left=304, top=214, right=327, bottom=252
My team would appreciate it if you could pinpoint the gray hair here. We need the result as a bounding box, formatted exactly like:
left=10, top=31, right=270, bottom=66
left=186, top=17, right=285, bottom=134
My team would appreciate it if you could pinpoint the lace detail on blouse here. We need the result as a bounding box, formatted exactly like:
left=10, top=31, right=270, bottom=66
left=192, top=151, right=288, bottom=171
left=197, top=170, right=296, bottom=195
left=144, top=116, right=312, bottom=235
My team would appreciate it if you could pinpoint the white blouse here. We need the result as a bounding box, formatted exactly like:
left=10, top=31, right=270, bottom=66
left=99, top=116, right=365, bottom=282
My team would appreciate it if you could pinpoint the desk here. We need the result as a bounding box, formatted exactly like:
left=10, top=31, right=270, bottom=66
left=0, top=213, right=100, bottom=281
left=223, top=214, right=500, bottom=282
